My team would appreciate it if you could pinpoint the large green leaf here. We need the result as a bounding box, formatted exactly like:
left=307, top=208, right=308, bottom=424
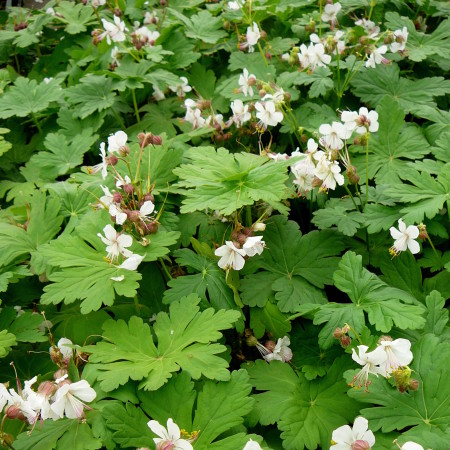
left=0, top=77, right=63, bottom=119
left=83, top=295, right=240, bottom=391
left=312, top=252, right=426, bottom=348
left=351, top=63, right=450, bottom=115
left=240, top=216, right=344, bottom=312
left=174, top=147, right=291, bottom=215
left=247, top=357, right=360, bottom=449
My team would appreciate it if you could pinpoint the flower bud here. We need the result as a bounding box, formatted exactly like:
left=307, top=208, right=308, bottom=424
left=248, top=76, right=257, bottom=86
left=38, top=381, right=57, bottom=397
left=144, top=193, right=155, bottom=203
left=259, top=89, right=267, bottom=97
left=160, top=0, right=166, bottom=5
left=113, top=7, right=122, bottom=16
left=340, top=335, right=352, bottom=348
left=352, top=440, right=371, bottom=450
left=284, top=92, right=291, bottom=102
left=5, top=405, right=25, bottom=420
left=260, top=30, right=267, bottom=39
left=408, top=378, right=419, bottom=391
left=252, top=222, right=266, bottom=231
left=418, top=223, right=427, bottom=240
left=333, top=327, right=343, bottom=339
left=54, top=369, right=68, bottom=380
left=265, top=52, right=272, bottom=60
left=129, top=210, right=141, bottom=222
left=106, top=155, right=119, bottom=166
left=312, top=176, right=322, bottom=188
left=264, top=340, right=276, bottom=352
left=123, top=183, right=135, bottom=195
left=112, top=192, right=123, bottom=203
left=144, top=222, right=159, bottom=234
left=118, top=145, right=130, bottom=157
left=346, top=166, right=360, bottom=185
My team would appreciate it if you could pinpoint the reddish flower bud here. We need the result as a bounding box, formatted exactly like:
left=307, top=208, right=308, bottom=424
left=144, top=193, right=154, bottom=203
left=340, top=335, right=352, bottom=348
left=259, top=89, right=267, bottom=97
left=150, top=134, right=163, bottom=145
left=123, top=183, right=135, bottom=195
left=260, top=30, right=267, bottom=39
left=38, top=381, right=57, bottom=397
left=113, top=192, right=123, bottom=203
left=113, top=7, right=122, bottom=16
left=264, top=340, right=276, bottom=352
left=144, top=222, right=159, bottom=234
left=54, top=369, right=68, bottom=380
left=106, top=155, right=119, bottom=166
left=333, top=327, right=343, bottom=339
left=409, top=378, right=419, bottom=391
left=5, top=405, right=25, bottom=420
left=129, top=210, right=141, bottom=222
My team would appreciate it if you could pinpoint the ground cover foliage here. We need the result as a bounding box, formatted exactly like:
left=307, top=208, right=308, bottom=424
left=0, top=0, right=449, bottom=449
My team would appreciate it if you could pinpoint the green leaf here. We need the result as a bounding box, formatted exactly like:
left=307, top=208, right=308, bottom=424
left=54, top=1, right=96, bottom=35
left=0, top=127, right=12, bottom=157
left=289, top=67, right=334, bottom=98
left=385, top=13, right=450, bottom=65
left=248, top=357, right=359, bottom=449
left=0, top=77, right=63, bottom=119
left=163, top=249, right=236, bottom=311
left=352, top=96, right=430, bottom=184
left=103, top=402, right=155, bottom=448
left=423, top=290, right=448, bottom=336
left=346, top=334, right=450, bottom=432
left=250, top=301, right=292, bottom=339
left=351, top=63, right=450, bottom=115
left=5, top=311, right=47, bottom=343
left=22, top=130, right=98, bottom=181
left=189, top=63, right=216, bottom=98
left=160, top=29, right=201, bottom=69
left=0, top=329, right=16, bottom=358
left=312, top=199, right=364, bottom=236
left=384, top=163, right=450, bottom=223
left=66, top=75, right=117, bottom=119
left=174, top=147, right=291, bottom=215
left=313, top=252, right=426, bottom=348
left=241, top=216, right=344, bottom=312
left=13, top=419, right=101, bottom=450
left=193, top=370, right=254, bottom=449
left=0, top=265, right=30, bottom=293
left=39, top=233, right=142, bottom=314
left=290, top=322, right=342, bottom=380
left=0, top=192, right=63, bottom=268
left=84, top=294, right=240, bottom=391
left=362, top=204, right=402, bottom=234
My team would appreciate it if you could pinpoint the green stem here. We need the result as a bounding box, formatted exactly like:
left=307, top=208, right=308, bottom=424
left=426, top=235, right=440, bottom=260
left=346, top=324, right=363, bottom=345
left=368, top=0, right=377, bottom=20
left=343, top=184, right=360, bottom=212
left=131, top=89, right=140, bottom=123
left=365, top=135, right=370, bottom=206
left=159, top=258, right=173, bottom=281
left=246, top=205, right=252, bottom=227
left=319, top=1, right=323, bottom=38
left=257, top=41, right=268, bottom=67
left=31, top=113, right=43, bottom=135
left=133, top=295, right=141, bottom=316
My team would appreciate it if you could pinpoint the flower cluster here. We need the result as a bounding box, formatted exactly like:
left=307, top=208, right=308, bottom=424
left=247, top=334, right=293, bottom=364
left=350, top=336, right=414, bottom=392
left=0, top=338, right=96, bottom=424
left=215, top=226, right=265, bottom=271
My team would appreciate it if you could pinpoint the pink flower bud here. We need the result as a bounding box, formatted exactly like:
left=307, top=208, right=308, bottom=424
left=123, top=183, right=135, bottom=195
left=113, top=192, right=123, bottom=203
left=38, top=381, right=57, bottom=397
left=352, top=440, right=371, bottom=450
left=5, top=405, right=24, bottom=420
left=54, top=369, right=68, bottom=380
left=265, top=340, right=276, bottom=352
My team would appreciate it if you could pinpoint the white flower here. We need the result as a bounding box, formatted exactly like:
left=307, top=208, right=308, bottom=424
left=229, top=0, right=245, bottom=10
left=97, top=224, right=133, bottom=262
left=264, top=336, right=293, bottom=363
left=319, top=121, right=351, bottom=149
left=239, top=68, right=256, bottom=97
left=262, top=88, right=285, bottom=105
left=147, top=418, right=193, bottom=450
left=111, top=46, right=120, bottom=66
left=116, top=174, right=132, bottom=189
left=90, top=142, right=108, bottom=179
left=255, top=101, right=283, bottom=128
left=292, top=163, right=315, bottom=194
left=57, top=338, right=73, bottom=361
left=308, top=43, right=332, bottom=70
left=99, top=185, right=115, bottom=209
left=185, top=108, right=206, bottom=129
left=246, top=22, right=261, bottom=53
left=243, top=439, right=263, bottom=450
left=135, top=26, right=160, bottom=45
left=298, top=44, right=311, bottom=69
left=51, top=380, right=96, bottom=419
left=231, top=99, right=251, bottom=127
left=355, top=18, right=380, bottom=37
left=334, top=30, right=346, bottom=54
left=3, top=388, right=38, bottom=424
left=138, top=201, right=156, bottom=221
left=399, top=442, right=424, bottom=450
left=215, top=241, right=246, bottom=271
left=91, top=0, right=106, bottom=8
left=378, top=337, right=413, bottom=374
left=267, top=152, right=289, bottom=161
left=341, top=107, right=379, bottom=135
left=108, top=130, right=128, bottom=154
left=144, top=11, right=159, bottom=25
left=46, top=7, right=55, bottom=15
left=243, top=236, right=265, bottom=256
left=321, top=2, right=341, bottom=24
left=391, top=27, right=408, bottom=53
left=100, top=16, right=127, bottom=45
left=350, top=345, right=387, bottom=391
left=109, top=203, right=127, bottom=225
left=315, top=159, right=344, bottom=191
left=365, top=45, right=388, bottom=68
left=153, top=84, right=165, bottom=101
left=331, top=417, right=375, bottom=450
left=390, top=219, right=420, bottom=255
left=117, top=253, right=145, bottom=271
left=168, top=77, right=192, bottom=97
